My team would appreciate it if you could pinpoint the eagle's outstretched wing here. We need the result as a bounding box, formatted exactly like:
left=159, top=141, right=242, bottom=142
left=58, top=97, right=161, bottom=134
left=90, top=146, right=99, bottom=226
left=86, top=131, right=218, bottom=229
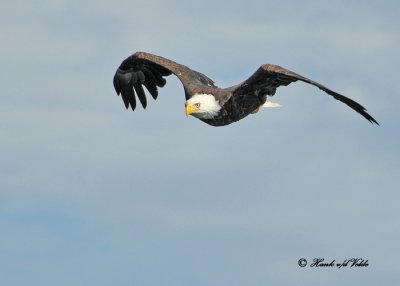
left=113, top=52, right=216, bottom=111
left=232, top=64, right=379, bottom=125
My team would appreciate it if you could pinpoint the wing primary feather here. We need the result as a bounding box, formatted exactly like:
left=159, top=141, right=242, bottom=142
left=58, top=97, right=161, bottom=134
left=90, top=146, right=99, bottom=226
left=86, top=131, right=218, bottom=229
left=142, top=67, right=159, bottom=99
left=143, top=81, right=158, bottom=100
left=123, top=86, right=136, bottom=110
left=156, top=77, right=167, bottom=87
left=121, top=93, right=129, bottom=109
left=116, top=72, right=133, bottom=109
left=120, top=86, right=130, bottom=109
left=147, top=66, right=167, bottom=87
left=128, top=85, right=137, bottom=111
left=134, top=83, right=147, bottom=108
left=323, top=89, right=379, bottom=125
left=288, top=76, right=379, bottom=125
left=113, top=74, right=121, bottom=95
left=264, top=65, right=379, bottom=125
left=120, top=77, right=136, bottom=111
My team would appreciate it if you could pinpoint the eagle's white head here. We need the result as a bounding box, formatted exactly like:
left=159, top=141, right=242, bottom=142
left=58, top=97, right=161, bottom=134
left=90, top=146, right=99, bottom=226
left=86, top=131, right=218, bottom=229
left=185, top=94, right=221, bottom=119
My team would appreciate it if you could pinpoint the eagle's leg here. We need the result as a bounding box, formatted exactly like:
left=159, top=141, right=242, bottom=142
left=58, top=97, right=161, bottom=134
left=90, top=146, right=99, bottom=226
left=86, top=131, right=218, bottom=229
left=251, top=107, right=260, bottom=114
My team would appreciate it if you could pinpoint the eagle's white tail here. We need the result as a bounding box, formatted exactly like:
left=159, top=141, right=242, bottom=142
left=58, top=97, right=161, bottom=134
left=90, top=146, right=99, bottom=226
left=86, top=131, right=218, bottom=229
left=263, top=101, right=282, bottom=108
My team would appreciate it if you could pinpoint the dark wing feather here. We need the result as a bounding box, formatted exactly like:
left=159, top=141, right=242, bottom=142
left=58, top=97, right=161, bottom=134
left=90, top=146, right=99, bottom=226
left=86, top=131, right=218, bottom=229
left=141, top=67, right=158, bottom=99
left=113, top=52, right=216, bottom=111
left=233, top=64, right=379, bottom=125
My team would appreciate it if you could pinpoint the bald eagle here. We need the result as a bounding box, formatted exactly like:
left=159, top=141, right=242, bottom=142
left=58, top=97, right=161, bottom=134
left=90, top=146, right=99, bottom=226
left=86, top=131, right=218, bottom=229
left=113, top=52, right=378, bottom=126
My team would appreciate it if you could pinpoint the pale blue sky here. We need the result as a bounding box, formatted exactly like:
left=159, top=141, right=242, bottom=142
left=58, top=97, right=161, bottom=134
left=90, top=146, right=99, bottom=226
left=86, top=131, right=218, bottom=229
left=1, top=0, right=399, bottom=285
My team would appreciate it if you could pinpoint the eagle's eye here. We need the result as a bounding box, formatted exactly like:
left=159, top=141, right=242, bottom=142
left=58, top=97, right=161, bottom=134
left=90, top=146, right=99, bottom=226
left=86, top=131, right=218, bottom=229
left=194, top=103, right=201, bottom=108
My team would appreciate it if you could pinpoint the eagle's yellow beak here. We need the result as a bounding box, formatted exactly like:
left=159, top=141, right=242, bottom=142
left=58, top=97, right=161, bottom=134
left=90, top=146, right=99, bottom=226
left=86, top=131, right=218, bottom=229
left=185, top=103, right=198, bottom=117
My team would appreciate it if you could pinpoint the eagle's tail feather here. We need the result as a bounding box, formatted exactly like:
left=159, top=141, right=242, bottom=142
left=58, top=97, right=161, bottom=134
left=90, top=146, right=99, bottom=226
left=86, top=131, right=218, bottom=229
left=263, top=101, right=282, bottom=108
